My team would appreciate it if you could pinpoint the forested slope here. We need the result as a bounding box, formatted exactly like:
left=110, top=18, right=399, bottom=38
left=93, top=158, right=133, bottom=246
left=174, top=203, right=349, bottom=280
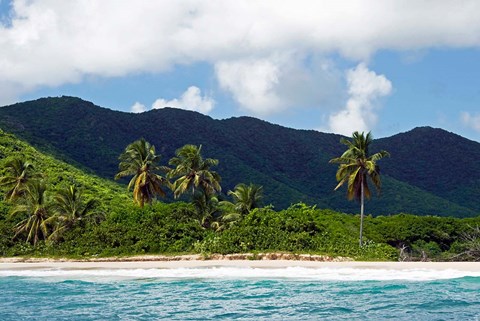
left=0, top=96, right=478, bottom=217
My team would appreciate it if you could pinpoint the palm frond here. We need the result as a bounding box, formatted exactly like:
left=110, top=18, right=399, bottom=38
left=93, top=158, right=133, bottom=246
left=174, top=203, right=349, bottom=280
left=330, top=131, right=388, bottom=204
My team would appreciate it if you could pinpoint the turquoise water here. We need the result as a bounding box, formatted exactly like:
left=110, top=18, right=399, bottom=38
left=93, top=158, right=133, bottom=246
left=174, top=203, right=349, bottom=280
left=1, top=267, right=480, bottom=320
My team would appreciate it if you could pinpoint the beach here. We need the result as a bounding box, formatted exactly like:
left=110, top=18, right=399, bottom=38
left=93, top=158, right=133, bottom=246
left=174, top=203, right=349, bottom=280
left=1, top=256, right=479, bottom=271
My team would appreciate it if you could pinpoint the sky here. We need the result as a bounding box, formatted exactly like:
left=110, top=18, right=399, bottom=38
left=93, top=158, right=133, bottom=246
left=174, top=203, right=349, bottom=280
left=0, top=0, right=479, bottom=141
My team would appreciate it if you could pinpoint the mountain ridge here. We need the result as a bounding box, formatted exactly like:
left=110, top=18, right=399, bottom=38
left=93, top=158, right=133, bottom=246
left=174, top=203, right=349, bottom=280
left=0, top=96, right=478, bottom=217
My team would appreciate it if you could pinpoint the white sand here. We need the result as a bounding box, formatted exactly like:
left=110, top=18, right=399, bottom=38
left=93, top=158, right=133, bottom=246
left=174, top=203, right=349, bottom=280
left=0, top=259, right=479, bottom=271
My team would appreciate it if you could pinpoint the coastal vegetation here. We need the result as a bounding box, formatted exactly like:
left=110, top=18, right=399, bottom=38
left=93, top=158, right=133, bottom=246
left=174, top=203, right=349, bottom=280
left=0, top=128, right=479, bottom=261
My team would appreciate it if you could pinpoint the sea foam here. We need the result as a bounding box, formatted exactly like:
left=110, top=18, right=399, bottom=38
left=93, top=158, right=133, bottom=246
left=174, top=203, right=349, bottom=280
left=1, top=266, right=479, bottom=281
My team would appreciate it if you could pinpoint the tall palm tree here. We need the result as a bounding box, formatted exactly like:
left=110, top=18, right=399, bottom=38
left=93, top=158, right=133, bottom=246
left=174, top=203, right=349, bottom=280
left=329, top=131, right=389, bottom=246
left=115, top=138, right=170, bottom=207
left=10, top=180, right=51, bottom=245
left=226, top=183, right=263, bottom=215
left=168, top=144, right=221, bottom=199
left=0, top=158, right=36, bottom=202
left=50, top=184, right=98, bottom=239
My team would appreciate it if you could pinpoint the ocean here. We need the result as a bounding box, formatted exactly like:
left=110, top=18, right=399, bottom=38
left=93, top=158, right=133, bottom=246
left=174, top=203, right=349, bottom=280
left=1, top=267, right=479, bottom=320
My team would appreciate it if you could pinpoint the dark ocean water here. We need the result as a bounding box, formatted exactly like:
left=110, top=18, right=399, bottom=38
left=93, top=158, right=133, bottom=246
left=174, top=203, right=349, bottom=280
left=1, top=267, right=479, bottom=320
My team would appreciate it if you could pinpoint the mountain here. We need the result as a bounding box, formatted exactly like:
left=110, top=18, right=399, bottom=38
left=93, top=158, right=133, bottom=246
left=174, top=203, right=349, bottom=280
left=375, top=127, right=480, bottom=213
left=0, top=96, right=478, bottom=217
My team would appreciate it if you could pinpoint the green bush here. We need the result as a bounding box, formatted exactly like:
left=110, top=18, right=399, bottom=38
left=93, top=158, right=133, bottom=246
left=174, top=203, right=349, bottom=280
left=0, top=197, right=477, bottom=261
left=193, top=204, right=398, bottom=260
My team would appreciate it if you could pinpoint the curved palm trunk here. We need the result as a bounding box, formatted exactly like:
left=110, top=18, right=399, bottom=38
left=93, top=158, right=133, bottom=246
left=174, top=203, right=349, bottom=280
left=359, top=180, right=364, bottom=247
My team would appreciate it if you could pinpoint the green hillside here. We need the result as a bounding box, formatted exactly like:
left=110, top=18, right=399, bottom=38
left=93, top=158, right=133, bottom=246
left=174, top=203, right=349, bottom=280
left=0, top=128, right=128, bottom=213
left=375, top=127, right=480, bottom=212
left=0, top=96, right=478, bottom=217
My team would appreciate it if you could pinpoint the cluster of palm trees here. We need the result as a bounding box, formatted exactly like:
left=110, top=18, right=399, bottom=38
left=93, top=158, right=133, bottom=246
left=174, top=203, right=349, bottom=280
left=117, top=133, right=389, bottom=243
left=115, top=139, right=264, bottom=230
left=0, top=159, right=98, bottom=245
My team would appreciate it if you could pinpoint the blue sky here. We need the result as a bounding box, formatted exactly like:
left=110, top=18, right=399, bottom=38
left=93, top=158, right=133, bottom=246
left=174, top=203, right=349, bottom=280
left=1, top=1, right=480, bottom=142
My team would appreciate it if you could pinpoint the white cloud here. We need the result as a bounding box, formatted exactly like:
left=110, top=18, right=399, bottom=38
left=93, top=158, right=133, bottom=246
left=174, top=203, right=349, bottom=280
left=215, top=53, right=342, bottom=115
left=461, top=112, right=480, bottom=132
left=215, top=57, right=282, bottom=115
left=1, top=1, right=480, bottom=108
left=130, top=102, right=146, bottom=113
left=152, top=86, right=215, bottom=114
left=327, top=63, right=392, bottom=135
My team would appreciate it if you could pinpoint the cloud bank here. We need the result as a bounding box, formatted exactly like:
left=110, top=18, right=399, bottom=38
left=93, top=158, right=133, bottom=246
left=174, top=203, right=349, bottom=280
left=1, top=1, right=480, bottom=132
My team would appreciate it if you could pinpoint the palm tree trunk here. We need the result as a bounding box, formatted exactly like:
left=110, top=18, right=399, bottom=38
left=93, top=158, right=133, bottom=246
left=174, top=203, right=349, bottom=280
left=359, top=180, right=364, bottom=247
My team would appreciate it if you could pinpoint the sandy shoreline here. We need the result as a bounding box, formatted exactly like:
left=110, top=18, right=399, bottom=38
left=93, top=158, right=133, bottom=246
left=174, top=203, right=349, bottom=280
left=0, top=255, right=479, bottom=271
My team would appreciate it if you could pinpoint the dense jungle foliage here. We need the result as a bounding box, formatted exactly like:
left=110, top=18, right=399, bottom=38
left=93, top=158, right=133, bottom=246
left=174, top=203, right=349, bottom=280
left=1, top=96, right=479, bottom=217
left=0, top=129, right=479, bottom=261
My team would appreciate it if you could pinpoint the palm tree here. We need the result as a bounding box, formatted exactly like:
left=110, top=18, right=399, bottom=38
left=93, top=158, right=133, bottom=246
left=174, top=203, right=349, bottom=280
left=191, top=190, right=222, bottom=228
left=168, top=144, right=221, bottom=199
left=115, top=138, right=170, bottom=207
left=10, top=180, right=51, bottom=245
left=0, top=158, right=37, bottom=202
left=214, top=183, right=263, bottom=231
left=226, top=183, right=263, bottom=215
left=210, top=210, right=241, bottom=232
left=329, top=131, right=389, bottom=246
left=50, top=184, right=98, bottom=240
